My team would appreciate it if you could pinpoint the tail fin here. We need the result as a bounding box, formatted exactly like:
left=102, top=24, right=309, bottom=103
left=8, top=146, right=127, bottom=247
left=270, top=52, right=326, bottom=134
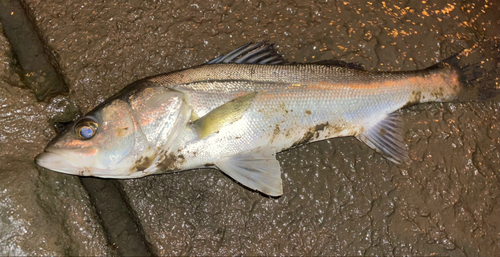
left=440, top=38, right=500, bottom=101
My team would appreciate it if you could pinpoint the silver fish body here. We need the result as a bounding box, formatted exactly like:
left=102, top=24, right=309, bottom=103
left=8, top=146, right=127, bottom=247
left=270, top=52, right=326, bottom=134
left=35, top=42, right=497, bottom=196
left=151, top=63, right=457, bottom=165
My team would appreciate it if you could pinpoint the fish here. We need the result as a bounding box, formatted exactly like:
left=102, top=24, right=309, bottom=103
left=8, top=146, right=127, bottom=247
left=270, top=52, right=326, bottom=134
left=35, top=40, right=499, bottom=196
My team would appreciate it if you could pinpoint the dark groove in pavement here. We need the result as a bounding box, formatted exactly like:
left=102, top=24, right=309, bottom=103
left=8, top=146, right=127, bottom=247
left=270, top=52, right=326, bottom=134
left=0, top=1, right=153, bottom=255
left=0, top=0, right=67, bottom=100
left=80, top=178, right=153, bottom=256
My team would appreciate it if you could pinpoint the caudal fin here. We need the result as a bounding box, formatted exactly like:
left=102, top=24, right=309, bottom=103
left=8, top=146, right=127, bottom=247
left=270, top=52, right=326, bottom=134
left=439, top=38, right=500, bottom=101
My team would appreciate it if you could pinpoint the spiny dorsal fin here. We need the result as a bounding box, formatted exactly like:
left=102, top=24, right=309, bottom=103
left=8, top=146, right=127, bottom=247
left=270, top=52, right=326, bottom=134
left=192, top=92, right=257, bottom=139
left=207, top=42, right=288, bottom=65
left=356, top=112, right=408, bottom=163
left=215, top=147, right=283, bottom=196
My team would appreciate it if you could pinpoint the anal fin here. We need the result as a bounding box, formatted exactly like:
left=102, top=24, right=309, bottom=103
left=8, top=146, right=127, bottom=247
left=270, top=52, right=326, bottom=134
left=214, top=148, right=283, bottom=196
left=356, top=112, right=408, bottom=163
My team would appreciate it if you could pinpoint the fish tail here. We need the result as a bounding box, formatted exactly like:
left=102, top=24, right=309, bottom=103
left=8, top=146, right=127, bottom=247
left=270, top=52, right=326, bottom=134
left=438, top=38, right=500, bottom=101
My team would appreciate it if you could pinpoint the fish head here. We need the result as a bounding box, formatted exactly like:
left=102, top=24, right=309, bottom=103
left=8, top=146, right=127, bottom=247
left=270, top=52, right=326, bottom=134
left=36, top=97, right=156, bottom=178
left=36, top=84, right=192, bottom=178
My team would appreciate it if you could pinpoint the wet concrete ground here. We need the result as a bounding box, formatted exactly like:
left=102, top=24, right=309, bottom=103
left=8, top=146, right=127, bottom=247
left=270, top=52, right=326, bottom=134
left=0, top=0, right=498, bottom=256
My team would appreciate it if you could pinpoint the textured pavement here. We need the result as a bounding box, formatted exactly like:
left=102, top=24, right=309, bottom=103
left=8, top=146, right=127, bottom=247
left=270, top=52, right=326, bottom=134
left=0, top=22, right=113, bottom=255
left=0, top=0, right=498, bottom=255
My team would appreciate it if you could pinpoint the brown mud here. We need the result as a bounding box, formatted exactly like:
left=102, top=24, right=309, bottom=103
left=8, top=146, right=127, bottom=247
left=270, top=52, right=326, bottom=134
left=0, top=0, right=498, bottom=255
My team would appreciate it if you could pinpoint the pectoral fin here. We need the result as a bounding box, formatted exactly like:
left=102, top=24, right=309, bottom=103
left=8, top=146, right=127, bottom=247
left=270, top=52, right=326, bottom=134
left=192, top=92, right=257, bottom=139
left=356, top=112, right=408, bottom=163
left=215, top=148, right=283, bottom=196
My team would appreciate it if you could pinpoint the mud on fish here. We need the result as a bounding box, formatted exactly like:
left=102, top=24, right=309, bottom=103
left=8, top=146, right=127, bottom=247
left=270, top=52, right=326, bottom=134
left=35, top=40, right=499, bottom=196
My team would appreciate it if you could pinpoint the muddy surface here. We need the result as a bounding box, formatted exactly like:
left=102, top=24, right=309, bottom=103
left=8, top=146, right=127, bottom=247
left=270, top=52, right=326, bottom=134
left=0, top=24, right=114, bottom=255
left=0, top=0, right=67, bottom=100
left=0, top=0, right=498, bottom=255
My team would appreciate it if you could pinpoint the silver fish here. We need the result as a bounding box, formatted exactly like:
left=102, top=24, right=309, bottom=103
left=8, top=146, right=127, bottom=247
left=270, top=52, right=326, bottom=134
left=35, top=41, right=499, bottom=196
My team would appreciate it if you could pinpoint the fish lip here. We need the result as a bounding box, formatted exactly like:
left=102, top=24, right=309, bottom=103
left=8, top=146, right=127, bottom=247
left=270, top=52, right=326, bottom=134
left=35, top=148, right=98, bottom=176
left=34, top=149, right=140, bottom=178
left=35, top=150, right=80, bottom=175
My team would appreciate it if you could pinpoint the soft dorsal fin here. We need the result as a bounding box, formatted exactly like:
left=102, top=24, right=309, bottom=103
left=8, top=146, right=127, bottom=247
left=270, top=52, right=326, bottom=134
left=207, top=42, right=288, bottom=65
left=192, top=92, right=257, bottom=139
left=215, top=147, right=283, bottom=196
left=356, top=112, right=408, bottom=163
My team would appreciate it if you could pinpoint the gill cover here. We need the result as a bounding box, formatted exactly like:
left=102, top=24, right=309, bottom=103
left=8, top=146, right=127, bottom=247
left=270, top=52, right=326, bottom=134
left=127, top=85, right=191, bottom=151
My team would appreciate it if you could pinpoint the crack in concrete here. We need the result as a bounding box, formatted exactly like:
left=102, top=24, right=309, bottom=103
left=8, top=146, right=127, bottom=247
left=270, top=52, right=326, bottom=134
left=0, top=0, right=67, bottom=101
left=80, top=178, right=152, bottom=256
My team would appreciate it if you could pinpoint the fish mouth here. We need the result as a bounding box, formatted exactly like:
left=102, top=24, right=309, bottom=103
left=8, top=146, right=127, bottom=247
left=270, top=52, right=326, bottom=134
left=35, top=148, right=144, bottom=178
left=35, top=146, right=107, bottom=176
left=35, top=150, right=93, bottom=176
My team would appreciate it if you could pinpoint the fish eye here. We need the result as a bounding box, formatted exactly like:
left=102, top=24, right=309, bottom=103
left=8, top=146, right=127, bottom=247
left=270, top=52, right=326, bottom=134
left=78, top=125, right=95, bottom=139
left=74, top=117, right=98, bottom=140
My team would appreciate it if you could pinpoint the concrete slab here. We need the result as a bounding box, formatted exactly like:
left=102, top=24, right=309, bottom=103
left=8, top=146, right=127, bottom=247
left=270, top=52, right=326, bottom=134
left=0, top=24, right=114, bottom=255
left=16, top=0, right=500, bottom=255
